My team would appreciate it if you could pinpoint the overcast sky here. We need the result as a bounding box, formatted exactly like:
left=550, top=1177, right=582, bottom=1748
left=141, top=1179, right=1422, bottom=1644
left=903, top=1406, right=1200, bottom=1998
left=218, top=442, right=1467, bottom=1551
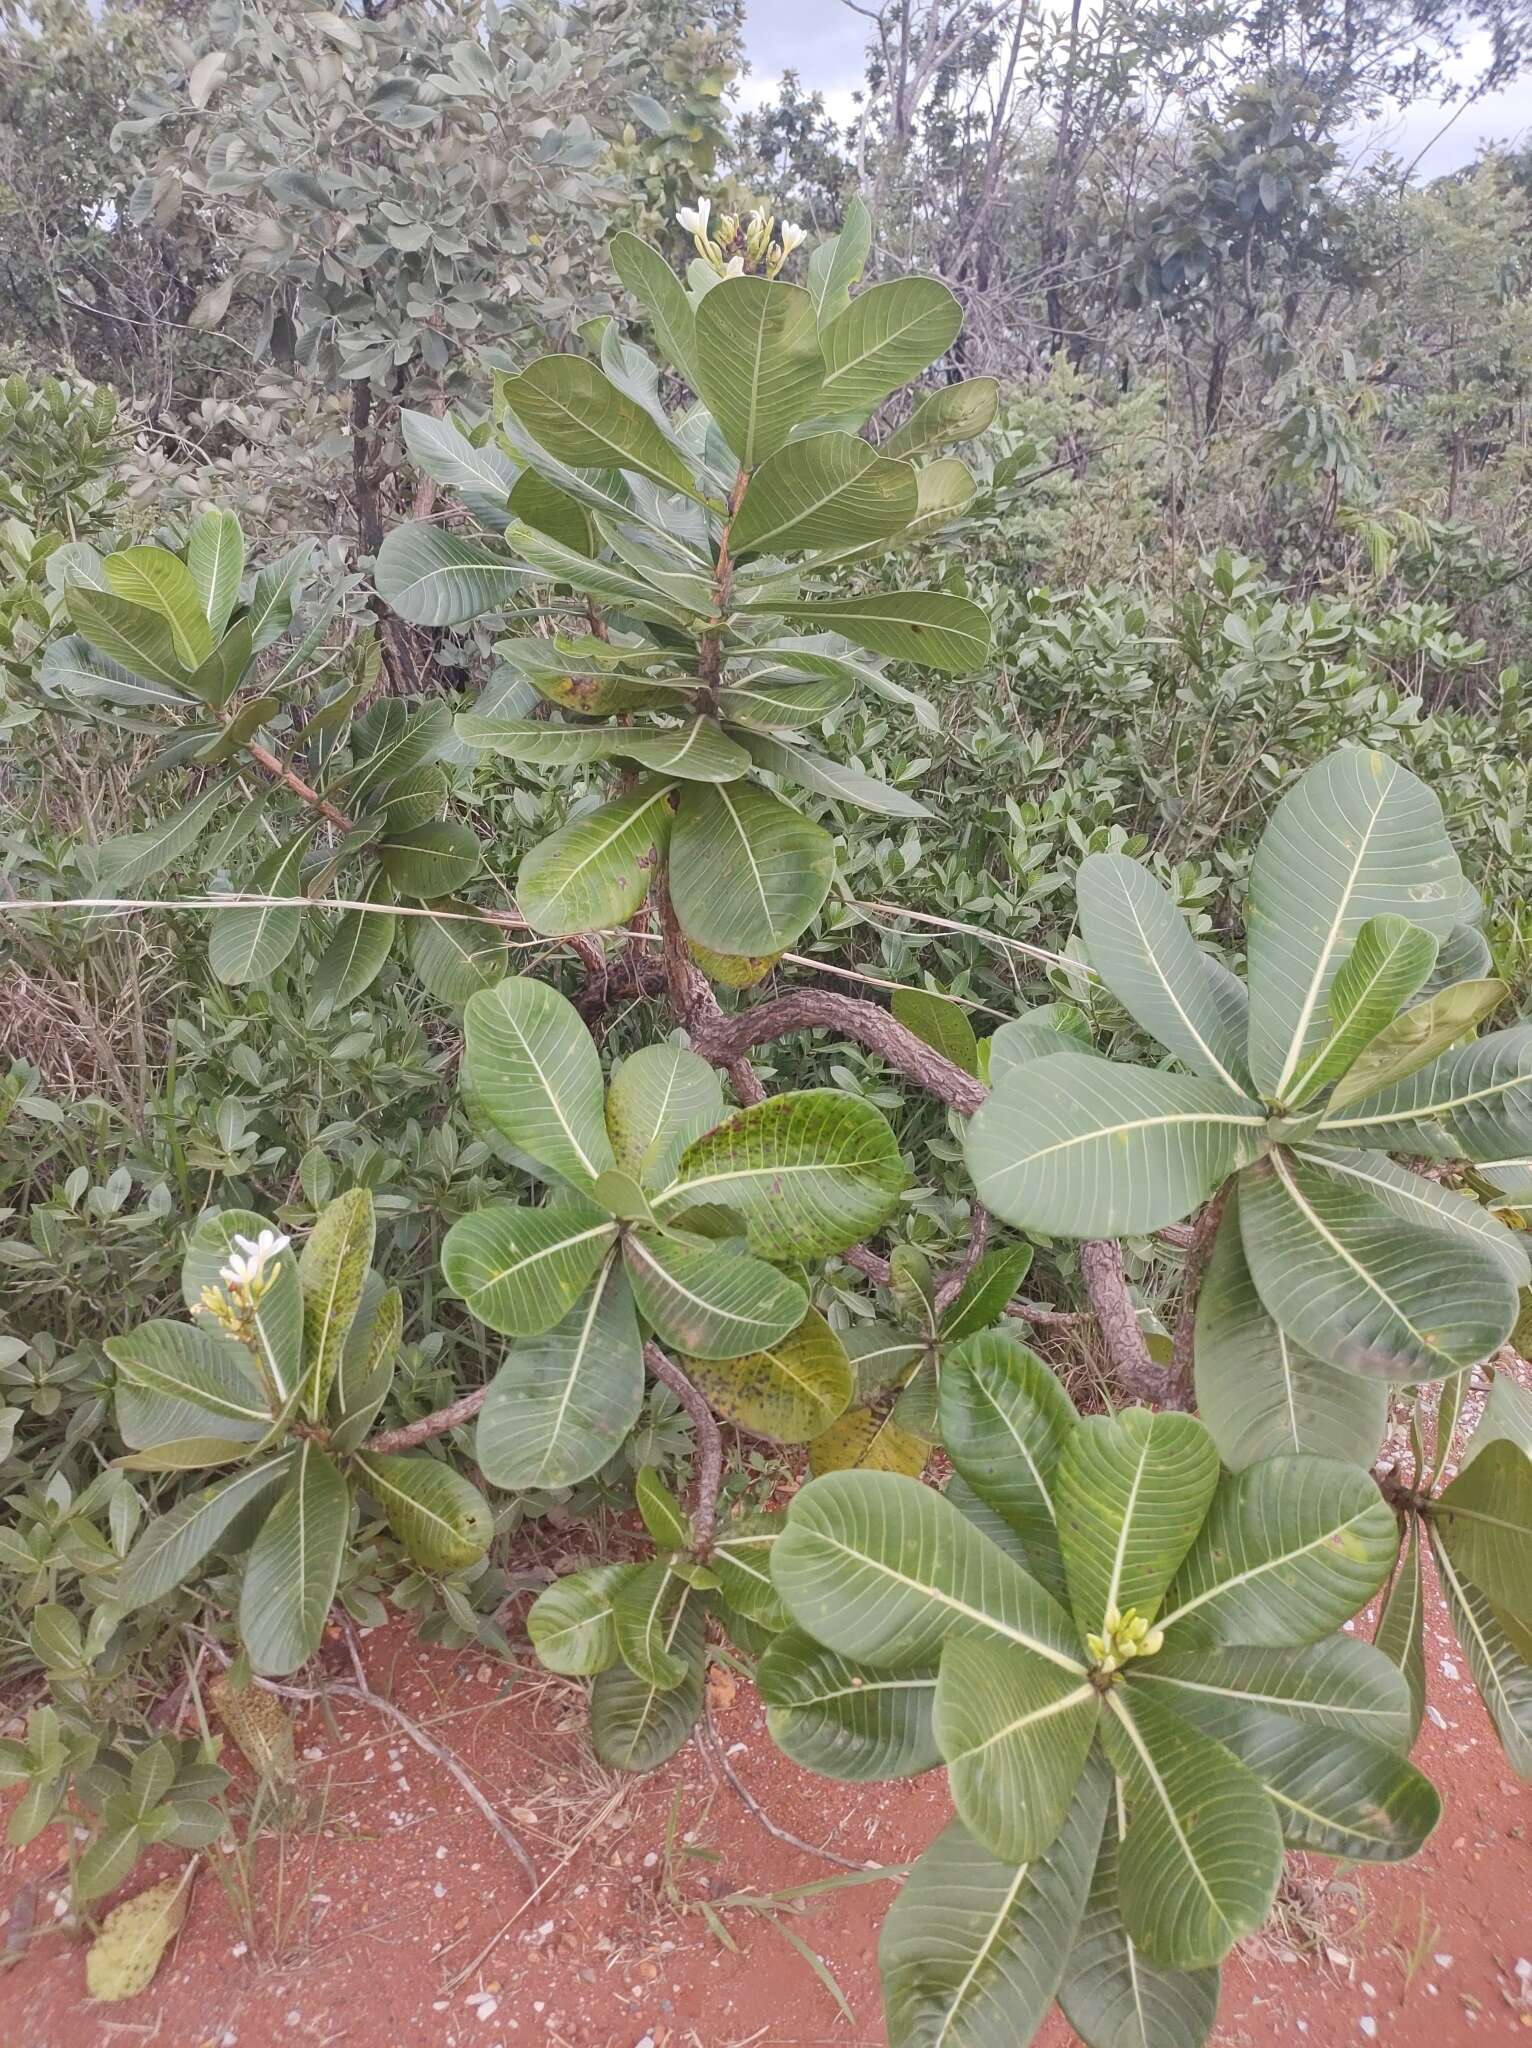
left=738, top=4, right=1531, bottom=180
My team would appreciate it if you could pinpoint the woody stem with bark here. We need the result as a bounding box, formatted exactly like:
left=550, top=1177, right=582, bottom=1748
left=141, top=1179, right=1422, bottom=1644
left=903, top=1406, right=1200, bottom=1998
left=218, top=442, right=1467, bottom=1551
left=643, top=1341, right=723, bottom=1555
left=1169, top=1180, right=1231, bottom=1396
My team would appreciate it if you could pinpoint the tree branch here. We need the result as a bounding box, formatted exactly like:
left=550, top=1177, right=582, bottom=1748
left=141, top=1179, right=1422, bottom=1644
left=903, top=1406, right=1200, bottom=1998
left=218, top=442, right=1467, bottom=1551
left=362, top=1388, right=485, bottom=1454
left=644, top=1340, right=723, bottom=1556
left=1078, top=1238, right=1191, bottom=1408
left=689, top=989, right=986, bottom=1114
left=1169, top=1181, right=1231, bottom=1396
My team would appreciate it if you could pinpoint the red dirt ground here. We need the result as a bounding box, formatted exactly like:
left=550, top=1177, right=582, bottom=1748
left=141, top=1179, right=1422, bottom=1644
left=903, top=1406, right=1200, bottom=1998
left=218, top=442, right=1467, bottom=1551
left=2, top=1573, right=1530, bottom=2048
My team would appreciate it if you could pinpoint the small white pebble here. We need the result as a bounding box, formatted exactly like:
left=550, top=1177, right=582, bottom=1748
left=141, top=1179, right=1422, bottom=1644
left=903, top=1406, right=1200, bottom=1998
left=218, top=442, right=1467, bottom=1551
left=1360, top=2020, right=1377, bottom=2041
left=303, top=1746, right=323, bottom=1761
left=642, top=1851, right=658, bottom=1869
left=1426, top=1704, right=1448, bottom=1729
left=231, top=1942, right=248, bottom=1958
left=635, top=2037, right=656, bottom=2048
left=1441, top=1659, right=1460, bottom=1680
left=52, top=1897, right=68, bottom=1920
left=1435, top=1954, right=1454, bottom=1969
left=1363, top=1981, right=1376, bottom=1997
left=533, top=2001, right=544, bottom=2014
left=434, top=1883, right=447, bottom=1899
left=436, top=1845, right=449, bottom=1860
left=475, top=2000, right=497, bottom=2023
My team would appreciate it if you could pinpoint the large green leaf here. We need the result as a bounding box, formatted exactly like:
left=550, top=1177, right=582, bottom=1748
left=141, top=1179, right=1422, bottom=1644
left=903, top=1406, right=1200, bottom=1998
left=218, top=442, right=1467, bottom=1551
left=355, top=1452, right=492, bottom=1571
left=1158, top=1456, right=1396, bottom=1649
left=1374, top=1524, right=1427, bottom=1743
left=113, top=1454, right=294, bottom=1611
left=1434, top=1439, right=1532, bottom=1620
left=1243, top=748, right=1461, bottom=1105
left=408, top=899, right=509, bottom=1006
left=622, top=1229, right=806, bottom=1359
left=760, top=1631, right=939, bottom=1779
left=1297, top=1147, right=1529, bottom=1288
left=1057, top=1787, right=1220, bottom=2048
left=328, top=1278, right=400, bottom=1453
left=498, top=356, right=696, bottom=498
left=103, top=548, right=215, bottom=668
left=1055, top=1411, right=1220, bottom=1637
left=938, top=1330, right=1074, bottom=1601
left=185, top=511, right=246, bottom=636
left=807, top=195, right=871, bottom=324
left=1135, top=1636, right=1416, bottom=1748
left=237, top=1442, right=350, bottom=1676
left=376, top=820, right=481, bottom=899
left=105, top=1321, right=271, bottom=1436
left=1286, top=913, right=1440, bottom=1105
left=668, top=779, right=834, bottom=954
left=817, top=277, right=962, bottom=416
left=441, top=1197, right=618, bottom=1335
left=589, top=1595, right=705, bottom=1770
left=879, top=1771, right=1107, bottom=2048
left=516, top=780, right=677, bottom=939
left=731, top=432, right=916, bottom=556
left=940, top=1246, right=1037, bottom=1342
left=683, top=1307, right=851, bottom=1440
left=461, top=976, right=615, bottom=1191
left=934, top=1635, right=1099, bottom=1862
left=771, top=1469, right=1086, bottom=1673
left=1130, top=1662, right=1439, bottom=1860
left=810, top=1403, right=931, bottom=1479
left=659, top=1089, right=904, bottom=1258
left=207, top=825, right=315, bottom=985
left=610, top=231, right=701, bottom=386
left=526, top=1562, right=636, bottom=1675
left=474, top=1254, right=643, bottom=1489
left=68, top=584, right=202, bottom=691
left=296, top=1188, right=375, bottom=1418
left=748, top=590, right=989, bottom=676
left=400, top=407, right=518, bottom=515
left=966, top=1053, right=1265, bottom=1238
left=373, top=525, right=526, bottom=625
left=180, top=1209, right=304, bottom=1408
left=613, top=1562, right=700, bottom=1689
left=1101, top=1681, right=1282, bottom=1969
left=882, top=377, right=1000, bottom=459
left=1076, top=854, right=1252, bottom=1092
left=308, top=889, right=396, bottom=1021
left=1464, top=1373, right=1532, bottom=1466
left=1428, top=1525, right=1532, bottom=1778
left=708, top=1510, right=788, bottom=1628
left=1318, top=1022, right=1532, bottom=1159
left=738, top=730, right=931, bottom=818
left=1326, top=977, right=1509, bottom=1112
left=40, top=631, right=197, bottom=710
left=1193, top=1186, right=1388, bottom=1469
left=605, top=1044, right=723, bottom=1192
left=694, top=275, right=824, bottom=467
left=1238, top=1149, right=1516, bottom=1379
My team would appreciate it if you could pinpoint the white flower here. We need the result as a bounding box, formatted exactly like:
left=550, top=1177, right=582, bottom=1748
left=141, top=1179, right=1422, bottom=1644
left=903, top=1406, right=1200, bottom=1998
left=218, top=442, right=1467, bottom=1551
left=778, top=220, right=806, bottom=257
left=219, top=1228, right=291, bottom=1291
left=675, top=197, right=711, bottom=237
left=721, top=254, right=745, bottom=276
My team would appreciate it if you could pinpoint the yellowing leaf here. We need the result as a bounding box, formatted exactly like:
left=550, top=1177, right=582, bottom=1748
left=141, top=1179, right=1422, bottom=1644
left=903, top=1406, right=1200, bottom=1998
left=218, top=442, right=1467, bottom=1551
left=85, top=1869, right=194, bottom=2001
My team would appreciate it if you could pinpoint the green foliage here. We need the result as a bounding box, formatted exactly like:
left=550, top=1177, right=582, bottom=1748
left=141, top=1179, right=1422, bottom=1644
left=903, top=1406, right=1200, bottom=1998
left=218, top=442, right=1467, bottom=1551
left=767, top=1376, right=1439, bottom=2045
left=446, top=976, right=902, bottom=1487
left=966, top=747, right=1530, bottom=1452
left=378, top=207, right=989, bottom=964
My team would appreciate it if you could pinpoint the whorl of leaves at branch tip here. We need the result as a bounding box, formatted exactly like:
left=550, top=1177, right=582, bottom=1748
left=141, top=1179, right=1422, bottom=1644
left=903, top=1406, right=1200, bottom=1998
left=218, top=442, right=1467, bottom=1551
left=764, top=1349, right=1449, bottom=2048
left=29, top=506, right=509, bottom=1011
left=376, top=197, right=996, bottom=972
left=445, top=976, right=905, bottom=1492
left=962, top=745, right=1531, bottom=1467
left=101, top=1188, right=491, bottom=1677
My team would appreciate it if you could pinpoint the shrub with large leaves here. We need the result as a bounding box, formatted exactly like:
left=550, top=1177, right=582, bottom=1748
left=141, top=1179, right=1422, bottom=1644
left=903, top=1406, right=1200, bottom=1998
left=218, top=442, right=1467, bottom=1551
left=965, top=745, right=1529, bottom=1466
left=524, top=1465, right=789, bottom=1772
left=32, top=509, right=502, bottom=1008
left=444, top=976, right=905, bottom=1491
left=1373, top=1371, right=1532, bottom=1777
left=377, top=198, right=993, bottom=970
left=107, top=1190, right=492, bottom=1675
left=763, top=1331, right=1440, bottom=2048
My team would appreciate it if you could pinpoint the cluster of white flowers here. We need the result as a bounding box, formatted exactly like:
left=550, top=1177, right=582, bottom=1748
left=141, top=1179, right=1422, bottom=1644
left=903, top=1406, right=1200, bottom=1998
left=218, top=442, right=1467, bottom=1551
left=675, top=197, right=805, bottom=279
left=219, top=1228, right=291, bottom=1294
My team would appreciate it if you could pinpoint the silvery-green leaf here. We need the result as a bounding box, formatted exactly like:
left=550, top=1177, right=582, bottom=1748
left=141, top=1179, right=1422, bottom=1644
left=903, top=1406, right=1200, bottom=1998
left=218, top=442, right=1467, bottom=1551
left=1434, top=1439, right=1532, bottom=1621
left=496, top=355, right=698, bottom=498
left=1158, top=1456, right=1397, bottom=1649
left=966, top=1053, right=1266, bottom=1239
left=623, top=1229, right=807, bottom=1360
left=1076, top=852, right=1252, bottom=1092
left=669, top=779, right=835, bottom=955
left=1101, top=1681, right=1282, bottom=1969
left=605, top=1044, right=723, bottom=1192
left=185, top=511, right=246, bottom=636
left=1428, top=1525, right=1532, bottom=1778
left=938, top=1328, right=1074, bottom=1602
left=113, top=1454, right=294, bottom=1611
left=408, top=900, right=509, bottom=1006
left=1244, top=748, right=1461, bottom=1105
left=441, top=1197, right=618, bottom=1335
left=517, top=780, right=677, bottom=939
left=882, top=377, right=999, bottom=459
left=806, top=197, right=870, bottom=325
left=694, top=276, right=825, bottom=466
left=708, top=1511, right=788, bottom=1628
left=475, top=1255, right=643, bottom=1490
left=207, top=826, right=315, bottom=985
left=610, top=231, right=701, bottom=387
left=373, top=524, right=526, bottom=625
left=745, top=589, right=988, bottom=676
left=760, top=1631, right=938, bottom=1779
left=1238, top=1149, right=1517, bottom=1379
left=738, top=729, right=930, bottom=817
left=1136, top=1636, right=1416, bottom=1747
left=1194, top=1186, right=1387, bottom=1469
left=1295, top=1147, right=1529, bottom=1288
left=527, top=1562, right=636, bottom=1675
left=237, top=1443, right=350, bottom=1676
left=817, top=277, right=962, bottom=416
left=1285, top=913, right=1439, bottom=1104
left=589, top=1601, right=705, bottom=1771
left=400, top=407, right=517, bottom=508
left=1054, top=1410, right=1219, bottom=1637
left=1327, top=977, right=1510, bottom=1112
left=731, top=431, right=916, bottom=557
left=1374, top=1524, right=1427, bottom=1743
left=461, top=975, right=615, bottom=1190
left=934, top=1634, right=1099, bottom=1861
